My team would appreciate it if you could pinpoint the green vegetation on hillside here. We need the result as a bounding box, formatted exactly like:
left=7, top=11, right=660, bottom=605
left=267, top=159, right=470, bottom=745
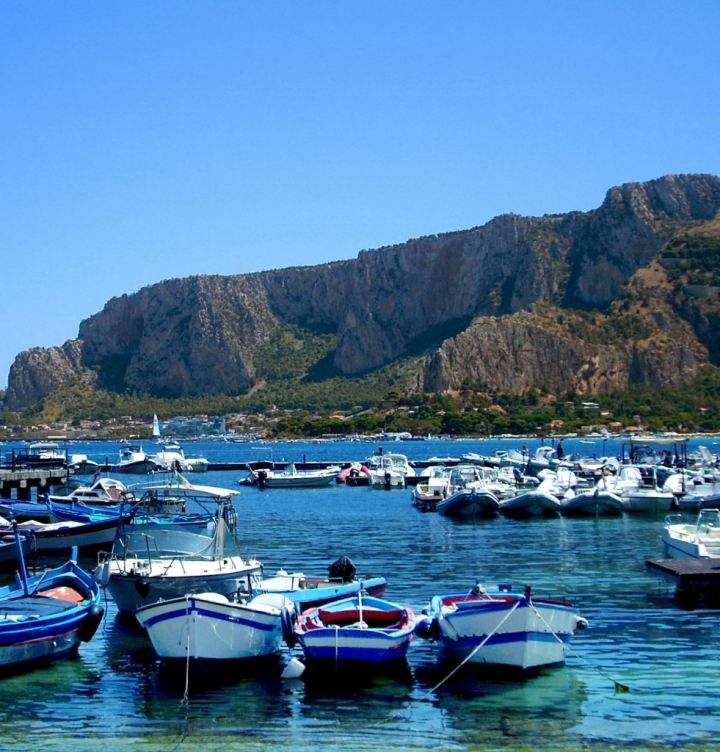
left=662, top=232, right=720, bottom=286
left=5, top=363, right=720, bottom=439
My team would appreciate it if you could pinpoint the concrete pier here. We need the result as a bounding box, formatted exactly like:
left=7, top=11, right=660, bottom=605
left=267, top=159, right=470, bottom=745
left=0, top=467, right=69, bottom=500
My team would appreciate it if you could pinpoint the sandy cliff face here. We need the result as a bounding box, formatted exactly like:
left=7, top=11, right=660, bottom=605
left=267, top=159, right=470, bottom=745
left=7, top=173, right=720, bottom=408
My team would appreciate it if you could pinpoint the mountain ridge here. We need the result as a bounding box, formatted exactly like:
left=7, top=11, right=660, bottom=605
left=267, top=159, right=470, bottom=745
left=6, top=173, right=720, bottom=409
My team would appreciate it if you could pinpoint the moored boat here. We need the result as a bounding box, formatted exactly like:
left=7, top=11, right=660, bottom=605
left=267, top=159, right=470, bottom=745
left=415, top=582, right=587, bottom=673
left=247, top=464, right=341, bottom=488
left=0, top=534, right=104, bottom=673
left=253, top=556, right=387, bottom=611
left=498, top=489, right=561, bottom=518
left=97, top=504, right=263, bottom=618
left=662, top=509, right=720, bottom=559
left=559, top=488, right=626, bottom=516
left=135, top=591, right=296, bottom=665
left=436, top=487, right=500, bottom=517
left=294, top=593, right=415, bottom=666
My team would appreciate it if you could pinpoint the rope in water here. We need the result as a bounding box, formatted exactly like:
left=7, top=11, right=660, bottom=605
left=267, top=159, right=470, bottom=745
left=528, top=600, right=630, bottom=692
left=181, top=595, right=191, bottom=706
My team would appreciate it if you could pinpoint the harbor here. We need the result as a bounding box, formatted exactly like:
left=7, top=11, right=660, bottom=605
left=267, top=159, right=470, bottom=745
left=0, top=435, right=717, bottom=750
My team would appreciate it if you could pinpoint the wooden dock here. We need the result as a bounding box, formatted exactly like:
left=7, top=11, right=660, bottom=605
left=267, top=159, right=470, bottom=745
left=646, top=557, right=720, bottom=604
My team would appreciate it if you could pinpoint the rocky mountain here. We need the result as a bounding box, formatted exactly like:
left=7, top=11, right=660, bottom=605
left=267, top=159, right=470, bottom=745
left=6, top=173, right=720, bottom=409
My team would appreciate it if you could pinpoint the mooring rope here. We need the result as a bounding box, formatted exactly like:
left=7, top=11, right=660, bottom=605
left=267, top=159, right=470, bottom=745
left=416, top=596, right=521, bottom=703
left=181, top=595, right=191, bottom=706
left=528, top=599, right=630, bottom=692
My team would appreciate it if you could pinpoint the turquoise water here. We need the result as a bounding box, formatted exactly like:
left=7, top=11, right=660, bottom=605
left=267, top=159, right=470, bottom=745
left=0, top=436, right=718, bottom=751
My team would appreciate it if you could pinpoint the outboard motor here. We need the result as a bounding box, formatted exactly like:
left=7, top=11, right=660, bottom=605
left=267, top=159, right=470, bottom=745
left=328, top=556, right=356, bottom=583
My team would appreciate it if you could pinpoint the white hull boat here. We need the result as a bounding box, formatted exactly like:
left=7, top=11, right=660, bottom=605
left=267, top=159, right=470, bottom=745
left=250, top=464, right=340, bottom=488
left=135, top=592, right=295, bottom=663
left=98, top=513, right=263, bottom=617
left=663, top=509, right=720, bottom=559
left=416, top=583, right=587, bottom=672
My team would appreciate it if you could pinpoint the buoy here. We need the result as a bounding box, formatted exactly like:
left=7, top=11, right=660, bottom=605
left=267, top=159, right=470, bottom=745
left=94, top=560, right=111, bottom=588
left=281, top=657, right=305, bottom=679
left=78, top=604, right=105, bottom=642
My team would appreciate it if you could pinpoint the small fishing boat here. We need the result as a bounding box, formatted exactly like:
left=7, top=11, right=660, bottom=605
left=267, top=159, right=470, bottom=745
left=7, top=515, right=125, bottom=554
left=294, top=593, right=415, bottom=666
left=662, top=509, right=720, bottom=559
left=415, top=582, right=587, bottom=673
left=135, top=591, right=296, bottom=666
left=45, top=498, right=214, bottom=535
left=0, top=533, right=104, bottom=673
left=0, top=528, right=33, bottom=568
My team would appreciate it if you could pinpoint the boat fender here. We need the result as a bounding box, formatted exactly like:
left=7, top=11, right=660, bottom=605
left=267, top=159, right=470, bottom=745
left=575, top=615, right=589, bottom=631
left=78, top=604, right=105, bottom=642
left=94, top=560, right=111, bottom=588
left=414, top=615, right=440, bottom=641
left=281, top=605, right=297, bottom=648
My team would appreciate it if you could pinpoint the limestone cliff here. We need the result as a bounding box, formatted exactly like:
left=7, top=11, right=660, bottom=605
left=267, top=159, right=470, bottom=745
left=5, top=340, right=96, bottom=408
left=419, top=308, right=706, bottom=395
left=6, top=173, right=720, bottom=409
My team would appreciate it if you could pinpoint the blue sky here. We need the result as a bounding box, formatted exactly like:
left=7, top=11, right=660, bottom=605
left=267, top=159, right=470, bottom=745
left=1, top=1, right=718, bottom=390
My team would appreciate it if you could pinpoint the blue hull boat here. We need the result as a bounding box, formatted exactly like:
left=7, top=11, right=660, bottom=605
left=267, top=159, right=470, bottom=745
left=0, top=536, right=104, bottom=673
left=294, top=593, right=415, bottom=665
left=253, top=572, right=387, bottom=611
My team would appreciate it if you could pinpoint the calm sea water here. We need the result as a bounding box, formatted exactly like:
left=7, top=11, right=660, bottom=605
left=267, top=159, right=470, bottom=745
left=1, top=436, right=719, bottom=751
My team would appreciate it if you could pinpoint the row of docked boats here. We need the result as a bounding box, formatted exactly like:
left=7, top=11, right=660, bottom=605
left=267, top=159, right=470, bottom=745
left=9, top=440, right=210, bottom=475
left=0, top=465, right=589, bottom=680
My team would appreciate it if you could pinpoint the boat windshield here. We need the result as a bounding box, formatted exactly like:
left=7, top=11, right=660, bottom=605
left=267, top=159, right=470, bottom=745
left=113, top=519, right=240, bottom=560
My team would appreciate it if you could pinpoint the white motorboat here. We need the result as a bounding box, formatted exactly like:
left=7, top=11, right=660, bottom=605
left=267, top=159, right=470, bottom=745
left=663, top=509, right=720, bottom=559
left=247, top=464, right=341, bottom=488
left=151, top=441, right=209, bottom=473
left=416, top=582, right=587, bottom=672
left=68, top=454, right=102, bottom=475
left=598, top=465, right=675, bottom=513
left=110, top=445, right=164, bottom=474
left=412, top=466, right=453, bottom=508
left=48, top=476, right=134, bottom=507
left=97, top=503, right=263, bottom=618
left=367, top=452, right=415, bottom=489
left=135, top=592, right=295, bottom=664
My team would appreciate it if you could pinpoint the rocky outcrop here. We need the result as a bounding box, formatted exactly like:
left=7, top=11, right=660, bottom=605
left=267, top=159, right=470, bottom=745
left=5, top=340, right=96, bottom=409
left=420, top=311, right=706, bottom=395
left=7, top=173, right=720, bottom=407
